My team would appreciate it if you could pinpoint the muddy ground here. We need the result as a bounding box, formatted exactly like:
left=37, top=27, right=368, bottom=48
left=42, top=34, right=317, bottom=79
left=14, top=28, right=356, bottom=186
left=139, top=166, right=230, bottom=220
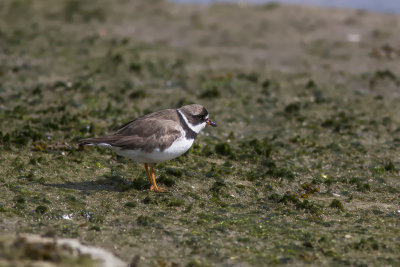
left=1, top=0, right=400, bottom=266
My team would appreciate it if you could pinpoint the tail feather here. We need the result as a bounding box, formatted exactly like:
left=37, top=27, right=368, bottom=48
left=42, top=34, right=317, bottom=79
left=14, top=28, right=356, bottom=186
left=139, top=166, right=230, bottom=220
left=79, top=136, right=120, bottom=147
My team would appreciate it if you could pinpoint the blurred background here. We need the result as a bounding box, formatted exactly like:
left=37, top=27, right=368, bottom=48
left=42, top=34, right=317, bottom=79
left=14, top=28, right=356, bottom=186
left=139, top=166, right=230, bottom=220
left=174, top=0, right=400, bottom=14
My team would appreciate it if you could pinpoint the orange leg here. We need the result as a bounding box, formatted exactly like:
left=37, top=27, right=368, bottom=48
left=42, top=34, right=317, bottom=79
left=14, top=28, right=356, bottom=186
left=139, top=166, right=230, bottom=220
left=149, top=163, right=165, bottom=192
left=144, top=163, right=151, bottom=183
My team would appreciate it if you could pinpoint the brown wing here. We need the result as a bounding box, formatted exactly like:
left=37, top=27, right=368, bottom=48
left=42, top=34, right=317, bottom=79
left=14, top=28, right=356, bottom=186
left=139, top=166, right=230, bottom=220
left=115, top=109, right=178, bottom=133
left=112, top=119, right=182, bottom=152
left=80, top=109, right=182, bottom=152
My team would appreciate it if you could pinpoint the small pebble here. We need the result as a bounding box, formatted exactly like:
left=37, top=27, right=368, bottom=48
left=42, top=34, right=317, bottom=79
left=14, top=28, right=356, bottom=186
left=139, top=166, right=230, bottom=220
left=62, top=214, right=73, bottom=220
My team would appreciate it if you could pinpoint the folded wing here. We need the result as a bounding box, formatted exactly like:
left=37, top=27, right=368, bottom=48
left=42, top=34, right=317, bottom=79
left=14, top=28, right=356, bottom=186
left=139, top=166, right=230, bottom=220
left=80, top=119, right=182, bottom=152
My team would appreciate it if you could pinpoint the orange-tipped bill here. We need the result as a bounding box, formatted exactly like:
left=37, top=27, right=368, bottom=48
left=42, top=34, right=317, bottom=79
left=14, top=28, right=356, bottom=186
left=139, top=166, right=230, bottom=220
left=207, top=119, right=217, bottom=127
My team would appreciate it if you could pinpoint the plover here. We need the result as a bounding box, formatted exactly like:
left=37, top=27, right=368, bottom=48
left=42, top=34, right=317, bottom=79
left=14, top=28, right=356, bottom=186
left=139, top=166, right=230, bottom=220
left=80, top=104, right=217, bottom=192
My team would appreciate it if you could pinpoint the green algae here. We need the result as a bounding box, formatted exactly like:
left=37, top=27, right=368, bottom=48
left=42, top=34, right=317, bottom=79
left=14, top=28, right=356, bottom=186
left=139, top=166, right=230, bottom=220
left=1, top=0, right=400, bottom=266
left=329, top=199, right=344, bottom=211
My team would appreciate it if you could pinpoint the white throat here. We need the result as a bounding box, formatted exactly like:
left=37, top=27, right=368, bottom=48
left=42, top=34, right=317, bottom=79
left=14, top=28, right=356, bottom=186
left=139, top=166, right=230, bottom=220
left=177, top=109, right=206, bottom=134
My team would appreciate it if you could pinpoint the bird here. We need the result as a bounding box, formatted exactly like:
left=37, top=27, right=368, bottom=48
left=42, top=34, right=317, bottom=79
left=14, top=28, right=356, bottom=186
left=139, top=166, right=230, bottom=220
left=79, top=104, right=217, bottom=192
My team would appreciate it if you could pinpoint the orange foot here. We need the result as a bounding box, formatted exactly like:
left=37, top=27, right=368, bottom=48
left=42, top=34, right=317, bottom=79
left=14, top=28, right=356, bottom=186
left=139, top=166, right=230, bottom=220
left=150, top=185, right=166, bottom=193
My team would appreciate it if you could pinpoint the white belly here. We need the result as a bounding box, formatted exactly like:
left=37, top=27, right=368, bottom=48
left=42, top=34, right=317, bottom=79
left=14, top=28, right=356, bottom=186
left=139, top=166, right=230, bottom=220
left=111, top=137, right=194, bottom=163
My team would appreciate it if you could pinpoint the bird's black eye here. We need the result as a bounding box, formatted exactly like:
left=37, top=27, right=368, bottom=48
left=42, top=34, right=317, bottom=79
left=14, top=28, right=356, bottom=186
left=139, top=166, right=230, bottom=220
left=196, top=114, right=206, bottom=120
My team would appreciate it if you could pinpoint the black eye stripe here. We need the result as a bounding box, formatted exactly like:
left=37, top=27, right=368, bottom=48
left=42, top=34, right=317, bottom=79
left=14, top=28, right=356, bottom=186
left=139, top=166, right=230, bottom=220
left=196, top=114, right=207, bottom=119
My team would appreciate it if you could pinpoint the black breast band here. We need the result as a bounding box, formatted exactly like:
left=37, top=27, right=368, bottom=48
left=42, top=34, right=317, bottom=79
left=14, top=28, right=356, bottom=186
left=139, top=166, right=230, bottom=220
left=177, top=110, right=197, bottom=139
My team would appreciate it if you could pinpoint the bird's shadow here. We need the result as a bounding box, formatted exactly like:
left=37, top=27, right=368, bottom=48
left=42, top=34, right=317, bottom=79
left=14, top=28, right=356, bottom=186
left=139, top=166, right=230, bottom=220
left=45, top=175, right=149, bottom=192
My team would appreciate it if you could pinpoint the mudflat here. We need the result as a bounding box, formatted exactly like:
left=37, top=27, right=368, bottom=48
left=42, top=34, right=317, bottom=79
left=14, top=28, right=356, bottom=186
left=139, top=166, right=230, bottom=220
left=1, top=1, right=400, bottom=266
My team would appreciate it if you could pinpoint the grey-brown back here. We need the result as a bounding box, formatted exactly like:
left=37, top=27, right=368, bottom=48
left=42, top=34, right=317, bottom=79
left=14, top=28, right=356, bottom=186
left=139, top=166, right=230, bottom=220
left=79, top=109, right=183, bottom=152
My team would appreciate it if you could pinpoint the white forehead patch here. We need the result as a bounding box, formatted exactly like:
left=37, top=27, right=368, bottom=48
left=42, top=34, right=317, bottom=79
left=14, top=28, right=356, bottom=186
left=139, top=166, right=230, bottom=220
left=177, top=109, right=207, bottom=134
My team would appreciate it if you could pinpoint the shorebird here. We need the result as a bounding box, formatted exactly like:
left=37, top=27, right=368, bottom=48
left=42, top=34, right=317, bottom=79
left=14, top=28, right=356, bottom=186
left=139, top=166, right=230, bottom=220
left=80, top=104, right=216, bottom=192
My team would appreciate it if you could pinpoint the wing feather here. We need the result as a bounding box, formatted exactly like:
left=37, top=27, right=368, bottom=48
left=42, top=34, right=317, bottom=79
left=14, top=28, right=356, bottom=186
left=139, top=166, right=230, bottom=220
left=80, top=109, right=182, bottom=152
left=113, top=119, right=182, bottom=152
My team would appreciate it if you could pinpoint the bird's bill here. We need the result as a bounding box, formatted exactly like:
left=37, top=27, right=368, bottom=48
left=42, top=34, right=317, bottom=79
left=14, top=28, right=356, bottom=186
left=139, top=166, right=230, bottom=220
left=206, top=119, right=217, bottom=127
